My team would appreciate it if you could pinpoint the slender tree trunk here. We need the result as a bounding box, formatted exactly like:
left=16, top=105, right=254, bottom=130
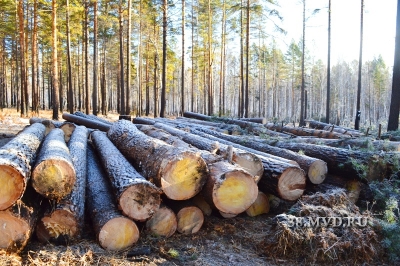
left=191, top=0, right=195, bottom=112
left=18, top=0, right=26, bottom=117
left=300, top=0, right=306, bottom=126
left=119, top=2, right=125, bottom=115
left=154, top=53, right=158, bottom=117
left=219, top=0, right=226, bottom=116
left=181, top=0, right=185, bottom=116
left=52, top=0, right=59, bottom=120
left=355, top=0, right=364, bottom=130
left=207, top=0, right=213, bottom=116
left=240, top=0, right=244, bottom=117
left=93, top=0, right=98, bottom=115
left=66, top=0, right=73, bottom=114
left=126, top=0, right=131, bottom=115
left=245, top=0, right=250, bottom=118
left=84, top=1, right=89, bottom=114
left=138, top=0, right=142, bottom=116
left=326, top=0, right=331, bottom=123
left=160, top=0, right=167, bottom=117
left=32, top=0, right=38, bottom=114
left=388, top=0, right=400, bottom=131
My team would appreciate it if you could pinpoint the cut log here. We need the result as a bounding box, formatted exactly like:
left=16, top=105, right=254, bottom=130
left=265, top=123, right=350, bottom=139
left=175, top=117, right=242, bottom=134
left=119, top=115, right=132, bottom=121
left=91, top=131, right=161, bottom=221
left=191, top=194, right=212, bottom=216
left=246, top=191, right=270, bottom=217
left=0, top=123, right=46, bottom=210
left=0, top=186, right=44, bottom=253
left=239, top=117, right=267, bottom=124
left=62, top=113, right=111, bottom=132
left=35, top=126, right=88, bottom=244
left=202, top=161, right=258, bottom=215
left=73, top=111, right=113, bottom=125
left=219, top=211, right=237, bottom=219
left=59, top=122, right=76, bottom=143
left=107, top=120, right=208, bottom=200
left=192, top=127, right=327, bottom=184
left=86, top=146, right=139, bottom=251
left=31, top=128, right=76, bottom=200
left=132, top=117, right=156, bottom=125
left=306, top=120, right=364, bottom=137
left=145, top=206, right=177, bottom=238
left=29, top=117, right=76, bottom=142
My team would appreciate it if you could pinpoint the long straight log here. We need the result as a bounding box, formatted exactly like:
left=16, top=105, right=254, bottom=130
left=91, top=131, right=161, bottom=221
left=32, top=128, right=76, bottom=200
left=73, top=111, right=113, bottom=125
left=0, top=186, right=44, bottom=253
left=0, top=123, right=46, bottom=210
left=306, top=120, right=364, bottom=137
left=62, top=113, right=111, bottom=132
left=239, top=117, right=267, bottom=124
left=192, top=127, right=327, bottom=184
left=265, top=123, right=350, bottom=139
left=35, top=126, right=88, bottom=244
left=175, top=117, right=243, bottom=134
left=145, top=206, right=177, bottom=238
left=86, top=146, right=139, bottom=251
left=107, top=120, right=209, bottom=200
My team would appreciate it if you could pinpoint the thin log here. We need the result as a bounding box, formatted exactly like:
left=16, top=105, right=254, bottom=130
left=35, top=126, right=88, bottom=244
left=86, top=146, right=139, bottom=251
left=306, top=120, right=364, bottom=137
left=175, top=117, right=242, bottom=134
left=266, top=123, right=350, bottom=139
left=0, top=123, right=46, bottom=210
left=62, top=113, right=111, bottom=132
left=145, top=206, right=177, bottom=238
left=107, top=120, right=209, bottom=200
left=132, top=117, right=156, bottom=125
left=73, top=111, right=113, bottom=125
left=91, top=130, right=161, bottom=221
left=31, top=128, right=76, bottom=200
left=246, top=191, right=270, bottom=217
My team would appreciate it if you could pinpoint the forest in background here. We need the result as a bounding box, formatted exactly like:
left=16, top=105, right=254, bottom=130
left=0, top=0, right=398, bottom=131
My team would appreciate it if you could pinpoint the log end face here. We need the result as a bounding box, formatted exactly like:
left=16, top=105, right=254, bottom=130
left=145, top=206, right=177, bottom=238
left=245, top=191, right=270, bottom=217
left=99, top=217, right=139, bottom=251
left=0, top=166, right=25, bottom=210
left=176, top=206, right=204, bottom=234
left=213, top=170, right=258, bottom=215
left=308, top=161, right=328, bottom=185
left=232, top=152, right=264, bottom=182
left=278, top=168, right=306, bottom=201
left=0, top=211, right=30, bottom=253
left=119, top=183, right=161, bottom=221
left=161, top=152, right=208, bottom=200
left=32, top=160, right=76, bottom=200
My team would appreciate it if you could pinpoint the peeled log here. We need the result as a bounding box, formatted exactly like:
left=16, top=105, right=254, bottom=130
left=202, top=161, right=258, bottom=215
left=145, top=206, right=177, bottom=237
left=86, top=146, right=139, bottom=251
left=107, top=120, right=208, bottom=200
left=246, top=191, right=270, bottom=217
left=91, top=131, right=161, bottom=221
left=36, top=126, right=88, bottom=244
left=31, top=128, right=76, bottom=200
left=0, top=186, right=44, bottom=253
left=0, top=123, right=46, bottom=210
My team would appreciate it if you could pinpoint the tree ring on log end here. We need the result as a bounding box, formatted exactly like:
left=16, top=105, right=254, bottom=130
left=0, top=211, right=29, bottom=251
left=278, top=168, right=306, bottom=201
left=213, top=170, right=258, bottom=214
left=176, top=206, right=204, bottom=234
left=119, top=183, right=161, bottom=221
left=36, top=209, right=78, bottom=244
left=146, top=206, right=177, bottom=237
left=0, top=165, right=25, bottom=210
left=308, top=161, right=328, bottom=184
left=32, top=159, right=76, bottom=200
left=98, top=217, right=139, bottom=251
left=161, top=152, right=208, bottom=200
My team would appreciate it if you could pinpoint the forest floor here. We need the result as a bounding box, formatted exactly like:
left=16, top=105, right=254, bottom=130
left=0, top=109, right=390, bottom=266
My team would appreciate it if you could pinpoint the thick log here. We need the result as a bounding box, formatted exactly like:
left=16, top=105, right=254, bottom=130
left=31, top=128, right=76, bottom=200
left=202, top=161, right=258, bottom=215
left=62, top=113, right=111, bottom=132
left=265, top=123, right=350, bottom=139
left=107, top=120, right=209, bottom=200
left=0, top=186, right=44, bottom=253
left=86, top=146, right=139, bottom=251
left=35, top=126, right=88, bottom=244
left=91, top=131, right=161, bottom=221
left=145, top=206, right=177, bottom=238
left=0, top=123, right=46, bottom=210
left=306, top=120, right=364, bottom=137
left=73, top=111, right=113, bottom=125
left=246, top=191, right=270, bottom=217
left=192, top=127, right=327, bottom=184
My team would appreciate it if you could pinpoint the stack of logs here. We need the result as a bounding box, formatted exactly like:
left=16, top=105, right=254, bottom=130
left=1, top=111, right=398, bottom=253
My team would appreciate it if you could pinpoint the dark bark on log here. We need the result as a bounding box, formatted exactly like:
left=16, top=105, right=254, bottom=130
left=62, top=113, right=111, bottom=132
left=381, top=133, right=400, bottom=141
left=0, top=123, right=46, bottom=210
left=0, top=186, right=45, bottom=253
left=74, top=111, right=113, bottom=125
left=192, top=127, right=327, bottom=184
left=36, top=126, right=88, bottom=244
left=175, top=117, right=243, bottom=134
left=132, top=117, right=156, bottom=125
left=145, top=206, right=177, bottom=237
left=91, top=130, right=161, bottom=221
left=32, top=128, right=76, bottom=200
left=119, top=115, right=132, bottom=121
left=86, top=146, right=139, bottom=251
left=107, top=120, right=209, bottom=200
left=239, top=117, right=267, bottom=124
left=306, top=120, right=364, bottom=137
left=265, top=123, right=350, bottom=139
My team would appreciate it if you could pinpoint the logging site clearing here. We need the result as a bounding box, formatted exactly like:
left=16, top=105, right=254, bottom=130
left=0, top=108, right=399, bottom=265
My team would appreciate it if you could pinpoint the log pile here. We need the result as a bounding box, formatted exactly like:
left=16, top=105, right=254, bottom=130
left=0, top=111, right=395, bottom=254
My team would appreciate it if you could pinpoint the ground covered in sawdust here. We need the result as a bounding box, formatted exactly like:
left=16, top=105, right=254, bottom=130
left=0, top=109, right=390, bottom=265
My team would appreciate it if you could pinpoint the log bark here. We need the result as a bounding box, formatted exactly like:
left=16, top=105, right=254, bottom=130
left=91, top=130, right=161, bottom=221
left=239, top=117, right=267, bottom=124
left=86, top=146, right=139, bottom=251
left=306, top=120, right=364, bottom=137
left=107, top=120, right=209, bottom=200
left=0, top=186, right=44, bottom=253
left=175, top=117, right=242, bottom=134
left=74, top=111, right=113, bottom=125
left=62, top=113, right=111, bottom=132
left=192, top=127, right=327, bottom=184
left=133, top=117, right=156, bottom=125
left=0, top=123, right=46, bottom=210
left=265, top=123, right=350, bottom=139
left=32, top=128, right=76, bottom=200
left=145, top=206, right=177, bottom=238
left=35, top=126, right=88, bottom=244
left=246, top=191, right=270, bottom=217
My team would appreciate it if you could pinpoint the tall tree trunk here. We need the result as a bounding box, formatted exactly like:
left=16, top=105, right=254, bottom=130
left=145, top=42, right=150, bottom=116
left=52, top=0, right=59, bottom=120
left=126, top=0, right=131, bottom=115
left=219, top=0, right=226, bottom=116
left=245, top=0, right=250, bottom=118
left=66, top=0, right=73, bottom=114
left=240, top=0, right=244, bottom=117
left=388, top=0, right=400, bottom=131
left=300, top=0, right=306, bottom=126
left=154, top=52, right=158, bottom=117
left=207, top=0, right=213, bottom=116
left=181, top=0, right=185, bottom=116
left=191, top=0, right=195, bottom=112
left=355, top=0, right=364, bottom=130
left=84, top=1, right=89, bottom=114
left=18, top=0, right=26, bottom=117
left=93, top=0, right=98, bottom=115
left=119, top=1, right=125, bottom=115
left=160, top=0, right=167, bottom=117
left=326, top=0, right=331, bottom=123
left=32, top=0, right=38, bottom=114
left=138, top=0, right=142, bottom=116
left=101, top=45, right=107, bottom=115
